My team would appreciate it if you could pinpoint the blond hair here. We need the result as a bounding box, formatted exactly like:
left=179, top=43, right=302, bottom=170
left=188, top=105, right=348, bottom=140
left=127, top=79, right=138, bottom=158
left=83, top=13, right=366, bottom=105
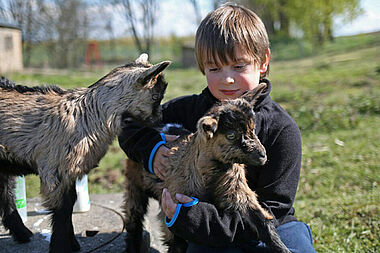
left=195, top=3, right=270, bottom=77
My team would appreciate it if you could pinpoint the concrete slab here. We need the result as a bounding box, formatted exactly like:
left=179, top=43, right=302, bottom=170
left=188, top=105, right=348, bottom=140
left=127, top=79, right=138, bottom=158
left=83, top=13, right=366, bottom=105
left=0, top=194, right=166, bottom=253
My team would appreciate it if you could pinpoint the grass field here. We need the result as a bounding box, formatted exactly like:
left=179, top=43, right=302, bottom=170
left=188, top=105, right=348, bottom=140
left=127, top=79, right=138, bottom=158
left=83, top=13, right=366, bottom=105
left=5, top=32, right=380, bottom=252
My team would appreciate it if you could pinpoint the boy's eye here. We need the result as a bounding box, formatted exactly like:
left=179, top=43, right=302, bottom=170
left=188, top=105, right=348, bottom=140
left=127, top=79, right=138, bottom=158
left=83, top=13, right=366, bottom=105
left=234, top=64, right=247, bottom=70
left=208, top=67, right=219, bottom=72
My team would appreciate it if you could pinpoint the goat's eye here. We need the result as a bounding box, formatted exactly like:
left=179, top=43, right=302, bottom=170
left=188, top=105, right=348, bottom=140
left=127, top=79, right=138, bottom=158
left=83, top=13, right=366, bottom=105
left=226, top=131, right=236, bottom=140
left=152, top=94, right=160, bottom=101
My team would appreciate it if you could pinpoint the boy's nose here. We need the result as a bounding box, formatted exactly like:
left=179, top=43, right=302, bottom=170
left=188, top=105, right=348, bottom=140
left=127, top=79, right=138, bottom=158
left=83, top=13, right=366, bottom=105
left=225, top=76, right=234, bottom=85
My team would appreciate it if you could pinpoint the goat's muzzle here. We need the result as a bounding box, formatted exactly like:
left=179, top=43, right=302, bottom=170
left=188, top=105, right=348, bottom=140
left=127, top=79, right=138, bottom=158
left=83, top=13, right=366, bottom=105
left=247, top=148, right=267, bottom=166
left=243, top=137, right=267, bottom=166
left=257, top=150, right=267, bottom=165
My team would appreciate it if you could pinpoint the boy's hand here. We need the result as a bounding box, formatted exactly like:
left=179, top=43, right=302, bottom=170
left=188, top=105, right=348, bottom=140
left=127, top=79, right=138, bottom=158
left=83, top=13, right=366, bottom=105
left=161, top=188, right=193, bottom=219
left=153, top=134, right=178, bottom=180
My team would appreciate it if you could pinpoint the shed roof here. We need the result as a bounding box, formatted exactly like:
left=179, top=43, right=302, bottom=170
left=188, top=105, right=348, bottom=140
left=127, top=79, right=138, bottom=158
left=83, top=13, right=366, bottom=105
left=0, top=22, right=21, bottom=30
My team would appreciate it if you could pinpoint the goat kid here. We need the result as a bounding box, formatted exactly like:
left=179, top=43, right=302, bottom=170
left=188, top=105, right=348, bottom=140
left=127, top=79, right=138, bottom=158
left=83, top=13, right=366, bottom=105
left=0, top=54, right=170, bottom=253
left=123, top=83, right=290, bottom=253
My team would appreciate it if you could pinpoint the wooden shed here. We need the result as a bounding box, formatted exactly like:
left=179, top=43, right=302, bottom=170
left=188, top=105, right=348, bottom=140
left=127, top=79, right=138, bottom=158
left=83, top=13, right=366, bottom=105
left=0, top=22, right=23, bottom=73
left=181, top=44, right=197, bottom=68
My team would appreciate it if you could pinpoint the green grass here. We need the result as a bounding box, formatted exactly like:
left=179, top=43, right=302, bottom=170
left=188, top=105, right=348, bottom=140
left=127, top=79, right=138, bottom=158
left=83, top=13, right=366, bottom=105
left=268, top=36, right=380, bottom=252
left=6, top=32, right=380, bottom=252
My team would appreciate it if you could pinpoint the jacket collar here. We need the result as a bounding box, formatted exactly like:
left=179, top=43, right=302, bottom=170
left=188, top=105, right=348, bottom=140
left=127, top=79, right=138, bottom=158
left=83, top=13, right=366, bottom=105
left=254, top=79, right=271, bottom=110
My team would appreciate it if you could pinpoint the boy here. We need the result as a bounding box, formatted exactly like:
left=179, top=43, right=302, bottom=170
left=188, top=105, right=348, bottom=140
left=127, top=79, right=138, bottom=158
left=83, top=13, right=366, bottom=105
left=118, top=3, right=316, bottom=253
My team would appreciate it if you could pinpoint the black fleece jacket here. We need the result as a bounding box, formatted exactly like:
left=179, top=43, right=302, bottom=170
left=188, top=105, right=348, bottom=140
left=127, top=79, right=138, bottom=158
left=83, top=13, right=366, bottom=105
left=118, top=79, right=301, bottom=247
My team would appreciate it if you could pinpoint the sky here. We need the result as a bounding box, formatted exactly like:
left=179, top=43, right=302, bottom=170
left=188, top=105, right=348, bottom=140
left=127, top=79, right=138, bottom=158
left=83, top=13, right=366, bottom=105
left=334, top=0, right=380, bottom=36
left=109, top=0, right=213, bottom=38
left=111, top=0, right=380, bottom=38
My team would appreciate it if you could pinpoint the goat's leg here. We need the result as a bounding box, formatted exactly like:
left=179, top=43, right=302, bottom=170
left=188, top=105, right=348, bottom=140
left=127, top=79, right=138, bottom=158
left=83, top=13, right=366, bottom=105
left=249, top=210, right=290, bottom=253
left=123, top=168, right=149, bottom=252
left=0, top=173, right=33, bottom=243
left=124, top=184, right=149, bottom=252
left=161, top=222, right=188, bottom=253
left=215, top=169, right=289, bottom=252
left=245, top=196, right=289, bottom=252
left=68, top=186, right=80, bottom=251
left=49, top=184, right=79, bottom=253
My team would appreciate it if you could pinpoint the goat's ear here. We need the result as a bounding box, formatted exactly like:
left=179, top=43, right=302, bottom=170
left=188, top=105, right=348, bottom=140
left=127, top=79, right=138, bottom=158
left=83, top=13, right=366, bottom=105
left=197, top=116, right=218, bottom=141
left=137, top=61, right=171, bottom=87
left=135, top=53, right=149, bottom=64
left=241, top=82, right=267, bottom=106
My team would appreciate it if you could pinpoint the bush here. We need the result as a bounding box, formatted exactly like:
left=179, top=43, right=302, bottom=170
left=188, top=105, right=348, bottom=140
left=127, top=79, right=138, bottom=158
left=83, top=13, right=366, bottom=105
left=289, top=104, right=358, bottom=132
left=349, top=92, right=380, bottom=115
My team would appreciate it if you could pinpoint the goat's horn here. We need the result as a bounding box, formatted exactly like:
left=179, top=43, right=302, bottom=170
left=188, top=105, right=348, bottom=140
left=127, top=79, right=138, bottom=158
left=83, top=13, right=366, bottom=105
left=135, top=53, right=149, bottom=64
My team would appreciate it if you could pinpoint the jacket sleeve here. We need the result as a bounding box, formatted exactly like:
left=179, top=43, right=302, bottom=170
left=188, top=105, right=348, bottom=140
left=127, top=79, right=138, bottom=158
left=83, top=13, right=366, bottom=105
left=118, top=112, right=163, bottom=171
left=168, top=201, right=260, bottom=247
left=117, top=94, right=202, bottom=172
left=255, top=120, right=302, bottom=225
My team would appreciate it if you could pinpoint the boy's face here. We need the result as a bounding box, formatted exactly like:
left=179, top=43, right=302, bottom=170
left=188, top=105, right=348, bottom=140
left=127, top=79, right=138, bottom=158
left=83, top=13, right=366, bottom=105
left=204, top=49, right=269, bottom=101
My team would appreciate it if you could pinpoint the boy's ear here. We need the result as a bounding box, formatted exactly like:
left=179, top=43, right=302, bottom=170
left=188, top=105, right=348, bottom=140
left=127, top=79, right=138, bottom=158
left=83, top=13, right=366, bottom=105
left=197, top=116, right=218, bottom=141
left=259, top=48, right=271, bottom=74
left=137, top=61, right=171, bottom=87
left=241, top=82, right=267, bottom=106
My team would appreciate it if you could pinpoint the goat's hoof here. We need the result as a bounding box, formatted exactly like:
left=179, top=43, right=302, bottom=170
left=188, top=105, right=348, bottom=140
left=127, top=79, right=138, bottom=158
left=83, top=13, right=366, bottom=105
left=49, top=244, right=72, bottom=253
left=125, top=240, right=140, bottom=253
left=4, top=210, right=33, bottom=243
left=49, top=237, right=74, bottom=253
left=125, top=231, right=150, bottom=253
left=71, top=235, right=81, bottom=251
left=141, top=230, right=151, bottom=253
left=11, top=226, right=33, bottom=243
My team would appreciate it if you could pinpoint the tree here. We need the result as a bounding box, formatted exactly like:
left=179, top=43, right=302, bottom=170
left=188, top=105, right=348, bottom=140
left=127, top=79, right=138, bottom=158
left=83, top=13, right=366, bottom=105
left=113, top=0, right=158, bottom=55
left=216, top=0, right=289, bottom=36
left=239, top=0, right=362, bottom=47
left=285, top=0, right=362, bottom=47
left=0, top=1, right=7, bottom=20
left=49, top=0, right=89, bottom=68
left=1, top=0, right=92, bottom=68
left=2, top=0, right=46, bottom=66
left=212, top=0, right=225, bottom=9
left=189, top=0, right=202, bottom=25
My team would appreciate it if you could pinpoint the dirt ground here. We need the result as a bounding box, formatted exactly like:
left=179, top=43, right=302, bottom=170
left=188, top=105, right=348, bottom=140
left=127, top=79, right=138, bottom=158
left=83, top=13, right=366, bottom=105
left=0, top=193, right=166, bottom=253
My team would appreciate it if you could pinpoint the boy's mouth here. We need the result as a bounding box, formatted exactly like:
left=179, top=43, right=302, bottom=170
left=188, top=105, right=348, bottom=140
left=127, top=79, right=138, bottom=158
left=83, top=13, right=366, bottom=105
left=220, top=89, right=239, bottom=96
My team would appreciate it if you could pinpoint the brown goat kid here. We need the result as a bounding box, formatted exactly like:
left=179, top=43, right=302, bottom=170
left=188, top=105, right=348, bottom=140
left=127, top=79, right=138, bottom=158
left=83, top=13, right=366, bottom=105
left=0, top=54, right=170, bottom=253
left=123, top=83, right=290, bottom=253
